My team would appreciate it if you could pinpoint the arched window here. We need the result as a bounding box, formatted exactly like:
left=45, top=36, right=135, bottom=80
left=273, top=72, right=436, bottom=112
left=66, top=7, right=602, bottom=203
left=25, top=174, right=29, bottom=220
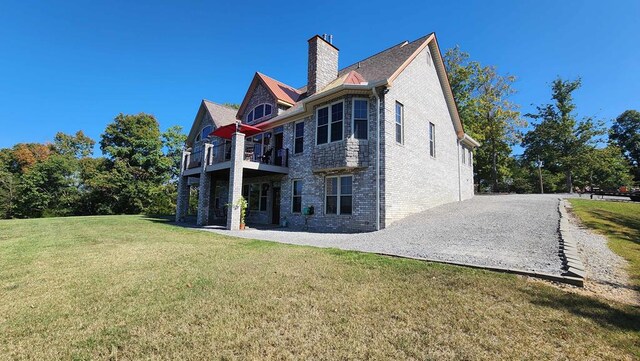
left=201, top=125, right=212, bottom=140
left=247, top=103, right=273, bottom=123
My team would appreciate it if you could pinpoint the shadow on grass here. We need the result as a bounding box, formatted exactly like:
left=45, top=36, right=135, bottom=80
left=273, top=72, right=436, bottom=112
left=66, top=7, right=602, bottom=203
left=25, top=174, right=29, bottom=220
left=582, top=209, right=640, bottom=245
left=523, top=287, right=640, bottom=332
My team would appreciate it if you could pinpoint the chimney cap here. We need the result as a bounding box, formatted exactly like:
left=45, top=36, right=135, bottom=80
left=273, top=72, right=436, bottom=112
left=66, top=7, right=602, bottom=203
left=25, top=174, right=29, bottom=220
left=307, top=34, right=339, bottom=51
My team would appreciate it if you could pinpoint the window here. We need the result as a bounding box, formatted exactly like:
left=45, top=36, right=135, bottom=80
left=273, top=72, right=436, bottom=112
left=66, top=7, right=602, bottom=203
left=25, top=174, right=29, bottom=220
left=316, top=101, right=343, bottom=145
left=260, top=184, right=268, bottom=211
left=243, top=183, right=268, bottom=211
left=429, top=122, right=436, bottom=157
left=395, top=102, right=404, bottom=144
left=292, top=180, right=302, bottom=213
left=468, top=148, right=472, bottom=165
left=201, top=125, right=212, bottom=141
left=294, top=122, right=304, bottom=154
left=247, top=104, right=273, bottom=123
left=353, top=99, right=368, bottom=139
left=325, top=175, right=352, bottom=215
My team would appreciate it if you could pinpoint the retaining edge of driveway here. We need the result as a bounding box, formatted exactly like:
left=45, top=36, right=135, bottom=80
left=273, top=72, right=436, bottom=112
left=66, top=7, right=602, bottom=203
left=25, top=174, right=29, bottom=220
left=370, top=252, right=584, bottom=287
left=558, top=199, right=586, bottom=284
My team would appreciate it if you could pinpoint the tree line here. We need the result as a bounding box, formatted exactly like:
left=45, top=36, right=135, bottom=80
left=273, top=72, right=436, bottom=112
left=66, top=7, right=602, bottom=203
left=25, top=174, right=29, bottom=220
left=0, top=114, right=186, bottom=219
left=444, top=47, right=639, bottom=194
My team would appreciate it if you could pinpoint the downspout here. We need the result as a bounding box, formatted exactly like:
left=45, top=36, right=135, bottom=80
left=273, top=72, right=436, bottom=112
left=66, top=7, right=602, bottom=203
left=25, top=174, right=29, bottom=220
left=457, top=139, right=462, bottom=201
left=373, top=87, right=381, bottom=231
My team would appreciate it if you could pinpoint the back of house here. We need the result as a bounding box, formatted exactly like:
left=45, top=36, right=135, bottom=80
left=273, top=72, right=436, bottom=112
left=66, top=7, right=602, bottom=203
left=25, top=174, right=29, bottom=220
left=176, top=33, right=479, bottom=232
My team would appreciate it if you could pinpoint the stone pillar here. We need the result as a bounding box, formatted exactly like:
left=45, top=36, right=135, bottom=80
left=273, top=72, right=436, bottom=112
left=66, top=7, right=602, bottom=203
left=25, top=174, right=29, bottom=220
left=175, top=175, right=190, bottom=222
left=196, top=144, right=213, bottom=226
left=227, top=132, right=245, bottom=230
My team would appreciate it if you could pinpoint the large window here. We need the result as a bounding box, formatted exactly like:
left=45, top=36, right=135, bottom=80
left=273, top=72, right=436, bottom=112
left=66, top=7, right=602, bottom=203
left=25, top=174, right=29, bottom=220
left=325, top=175, right=352, bottom=215
left=461, top=145, right=466, bottom=165
left=247, top=104, right=273, bottom=123
left=395, top=102, right=404, bottom=144
left=294, top=122, right=304, bottom=154
left=242, top=183, right=268, bottom=211
left=292, top=180, right=302, bottom=213
left=429, top=122, right=436, bottom=157
left=316, top=101, right=343, bottom=145
left=353, top=99, right=368, bottom=140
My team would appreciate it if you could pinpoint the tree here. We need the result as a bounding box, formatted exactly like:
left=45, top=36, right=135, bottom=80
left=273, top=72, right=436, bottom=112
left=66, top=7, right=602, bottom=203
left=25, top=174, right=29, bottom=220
left=54, top=130, right=95, bottom=158
left=444, top=46, right=524, bottom=191
left=100, top=113, right=171, bottom=214
left=573, top=146, right=632, bottom=189
left=522, top=78, right=604, bottom=193
left=610, top=110, right=640, bottom=181
left=162, top=125, right=187, bottom=181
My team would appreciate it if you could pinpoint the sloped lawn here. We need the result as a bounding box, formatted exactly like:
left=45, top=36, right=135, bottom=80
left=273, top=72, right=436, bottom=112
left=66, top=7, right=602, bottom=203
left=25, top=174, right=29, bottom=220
left=570, top=199, right=640, bottom=289
left=0, top=215, right=638, bottom=360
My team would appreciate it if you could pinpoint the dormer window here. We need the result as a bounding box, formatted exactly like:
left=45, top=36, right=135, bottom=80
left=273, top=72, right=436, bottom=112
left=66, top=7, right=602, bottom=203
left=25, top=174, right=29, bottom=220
left=201, top=125, right=212, bottom=140
left=247, top=104, right=273, bottom=123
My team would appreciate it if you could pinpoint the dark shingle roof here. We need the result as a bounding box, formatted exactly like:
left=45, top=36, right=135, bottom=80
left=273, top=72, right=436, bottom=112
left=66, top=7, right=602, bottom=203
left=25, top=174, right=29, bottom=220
left=338, top=33, right=433, bottom=83
left=203, top=100, right=238, bottom=127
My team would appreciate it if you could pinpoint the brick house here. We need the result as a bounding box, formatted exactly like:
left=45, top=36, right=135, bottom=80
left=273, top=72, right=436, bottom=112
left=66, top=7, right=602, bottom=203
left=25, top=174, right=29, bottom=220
left=176, top=33, right=479, bottom=232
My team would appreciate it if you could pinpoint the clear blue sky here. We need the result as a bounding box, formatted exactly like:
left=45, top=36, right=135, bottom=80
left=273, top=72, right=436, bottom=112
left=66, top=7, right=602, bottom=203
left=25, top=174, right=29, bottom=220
left=1, top=0, right=638, bottom=155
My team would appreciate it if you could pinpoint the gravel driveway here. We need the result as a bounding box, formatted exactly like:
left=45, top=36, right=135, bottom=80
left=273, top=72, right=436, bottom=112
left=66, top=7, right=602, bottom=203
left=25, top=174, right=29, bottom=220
left=206, top=194, right=569, bottom=275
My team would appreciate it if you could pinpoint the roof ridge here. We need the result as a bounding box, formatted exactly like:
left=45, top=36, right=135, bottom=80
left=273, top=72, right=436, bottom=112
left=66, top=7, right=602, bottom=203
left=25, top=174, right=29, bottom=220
left=256, top=72, right=301, bottom=93
left=202, top=99, right=238, bottom=110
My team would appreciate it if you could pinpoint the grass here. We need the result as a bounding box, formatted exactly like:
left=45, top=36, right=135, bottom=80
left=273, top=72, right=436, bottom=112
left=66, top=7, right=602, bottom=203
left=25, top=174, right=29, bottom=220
left=569, top=199, right=640, bottom=290
left=0, top=215, right=639, bottom=360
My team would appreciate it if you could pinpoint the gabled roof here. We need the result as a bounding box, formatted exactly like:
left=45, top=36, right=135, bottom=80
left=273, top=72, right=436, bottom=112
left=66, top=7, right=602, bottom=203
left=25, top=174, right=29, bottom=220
left=186, top=100, right=238, bottom=145
left=338, top=33, right=433, bottom=84
left=236, top=72, right=304, bottom=118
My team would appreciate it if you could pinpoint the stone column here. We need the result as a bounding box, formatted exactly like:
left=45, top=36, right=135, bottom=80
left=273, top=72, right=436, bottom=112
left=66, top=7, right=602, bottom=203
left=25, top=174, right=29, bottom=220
left=227, top=132, right=245, bottom=230
left=175, top=175, right=190, bottom=222
left=196, top=144, right=213, bottom=226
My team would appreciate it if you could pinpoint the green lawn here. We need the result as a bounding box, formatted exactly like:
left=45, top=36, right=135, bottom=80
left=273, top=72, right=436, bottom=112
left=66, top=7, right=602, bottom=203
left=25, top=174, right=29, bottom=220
left=1, top=216, right=638, bottom=360
left=569, top=199, right=640, bottom=290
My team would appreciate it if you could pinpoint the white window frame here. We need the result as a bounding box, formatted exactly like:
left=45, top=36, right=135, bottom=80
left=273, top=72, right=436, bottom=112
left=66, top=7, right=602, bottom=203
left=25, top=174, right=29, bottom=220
left=291, top=179, right=302, bottom=213
left=315, top=100, right=344, bottom=145
left=395, top=101, right=404, bottom=144
left=247, top=103, right=273, bottom=123
left=461, top=145, right=466, bottom=165
left=352, top=98, right=369, bottom=140
left=429, top=122, right=436, bottom=158
left=324, top=175, right=353, bottom=215
left=294, top=121, right=304, bottom=154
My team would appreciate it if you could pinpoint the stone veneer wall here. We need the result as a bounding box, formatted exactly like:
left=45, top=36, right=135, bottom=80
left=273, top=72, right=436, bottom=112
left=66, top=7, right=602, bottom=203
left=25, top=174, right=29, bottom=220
left=307, top=36, right=338, bottom=95
left=382, top=46, right=474, bottom=226
left=239, top=82, right=277, bottom=125
left=278, top=95, right=380, bottom=232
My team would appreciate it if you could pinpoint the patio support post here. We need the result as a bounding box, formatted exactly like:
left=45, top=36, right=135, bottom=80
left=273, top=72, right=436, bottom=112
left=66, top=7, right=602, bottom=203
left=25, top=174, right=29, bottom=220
left=175, top=175, right=190, bottom=222
left=227, top=131, right=245, bottom=230
left=196, top=143, right=213, bottom=226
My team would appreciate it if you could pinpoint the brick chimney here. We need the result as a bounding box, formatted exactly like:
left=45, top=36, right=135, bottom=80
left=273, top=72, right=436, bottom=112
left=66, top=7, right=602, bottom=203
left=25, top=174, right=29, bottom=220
left=307, top=34, right=339, bottom=95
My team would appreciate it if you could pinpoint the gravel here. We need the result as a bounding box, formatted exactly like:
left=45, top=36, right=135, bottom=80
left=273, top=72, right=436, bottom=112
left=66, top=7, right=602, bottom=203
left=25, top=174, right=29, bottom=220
left=206, top=194, right=569, bottom=275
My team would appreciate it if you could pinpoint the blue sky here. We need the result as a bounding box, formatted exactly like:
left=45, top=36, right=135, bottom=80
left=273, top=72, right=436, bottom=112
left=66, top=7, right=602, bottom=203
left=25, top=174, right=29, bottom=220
left=1, top=0, right=638, bottom=155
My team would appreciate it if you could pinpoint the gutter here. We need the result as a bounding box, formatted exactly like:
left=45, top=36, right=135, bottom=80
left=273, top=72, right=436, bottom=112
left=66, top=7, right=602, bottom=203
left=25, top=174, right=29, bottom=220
left=258, top=80, right=390, bottom=131
left=457, top=139, right=462, bottom=201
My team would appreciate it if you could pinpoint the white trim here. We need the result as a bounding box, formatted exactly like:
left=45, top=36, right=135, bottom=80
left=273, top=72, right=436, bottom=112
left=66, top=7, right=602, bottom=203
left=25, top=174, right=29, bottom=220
left=291, top=179, right=302, bottom=213
left=324, top=175, right=353, bottom=215
left=351, top=97, right=369, bottom=140
left=315, top=100, right=344, bottom=146
left=428, top=122, right=436, bottom=158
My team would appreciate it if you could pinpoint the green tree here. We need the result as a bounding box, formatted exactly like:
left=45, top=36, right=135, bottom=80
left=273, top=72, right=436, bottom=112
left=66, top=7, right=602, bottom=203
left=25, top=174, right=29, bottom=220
left=444, top=46, right=524, bottom=191
left=100, top=113, right=171, bottom=214
left=573, top=146, right=632, bottom=189
left=610, top=110, right=640, bottom=182
left=522, top=78, right=604, bottom=193
left=54, top=130, right=95, bottom=158
left=162, top=125, right=187, bottom=181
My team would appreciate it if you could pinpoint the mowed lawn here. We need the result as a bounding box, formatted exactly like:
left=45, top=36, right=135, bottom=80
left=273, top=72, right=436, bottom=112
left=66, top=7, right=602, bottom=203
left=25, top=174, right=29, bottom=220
left=1, top=216, right=638, bottom=360
left=570, top=199, right=640, bottom=289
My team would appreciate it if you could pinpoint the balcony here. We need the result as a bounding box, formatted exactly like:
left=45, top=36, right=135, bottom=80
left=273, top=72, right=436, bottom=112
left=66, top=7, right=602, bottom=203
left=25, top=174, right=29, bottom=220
left=181, top=141, right=289, bottom=176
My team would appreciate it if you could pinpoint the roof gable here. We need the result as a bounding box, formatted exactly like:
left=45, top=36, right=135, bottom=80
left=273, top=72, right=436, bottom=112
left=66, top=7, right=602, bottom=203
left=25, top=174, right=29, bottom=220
left=186, top=100, right=237, bottom=145
left=236, top=72, right=303, bottom=118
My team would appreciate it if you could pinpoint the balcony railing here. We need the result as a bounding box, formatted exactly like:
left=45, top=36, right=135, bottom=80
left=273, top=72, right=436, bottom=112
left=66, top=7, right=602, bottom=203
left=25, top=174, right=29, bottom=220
left=182, top=141, right=289, bottom=172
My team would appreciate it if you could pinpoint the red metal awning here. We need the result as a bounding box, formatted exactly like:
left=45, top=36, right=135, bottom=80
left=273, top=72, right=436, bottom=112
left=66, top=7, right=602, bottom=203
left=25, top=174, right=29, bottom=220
left=210, top=123, right=263, bottom=139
